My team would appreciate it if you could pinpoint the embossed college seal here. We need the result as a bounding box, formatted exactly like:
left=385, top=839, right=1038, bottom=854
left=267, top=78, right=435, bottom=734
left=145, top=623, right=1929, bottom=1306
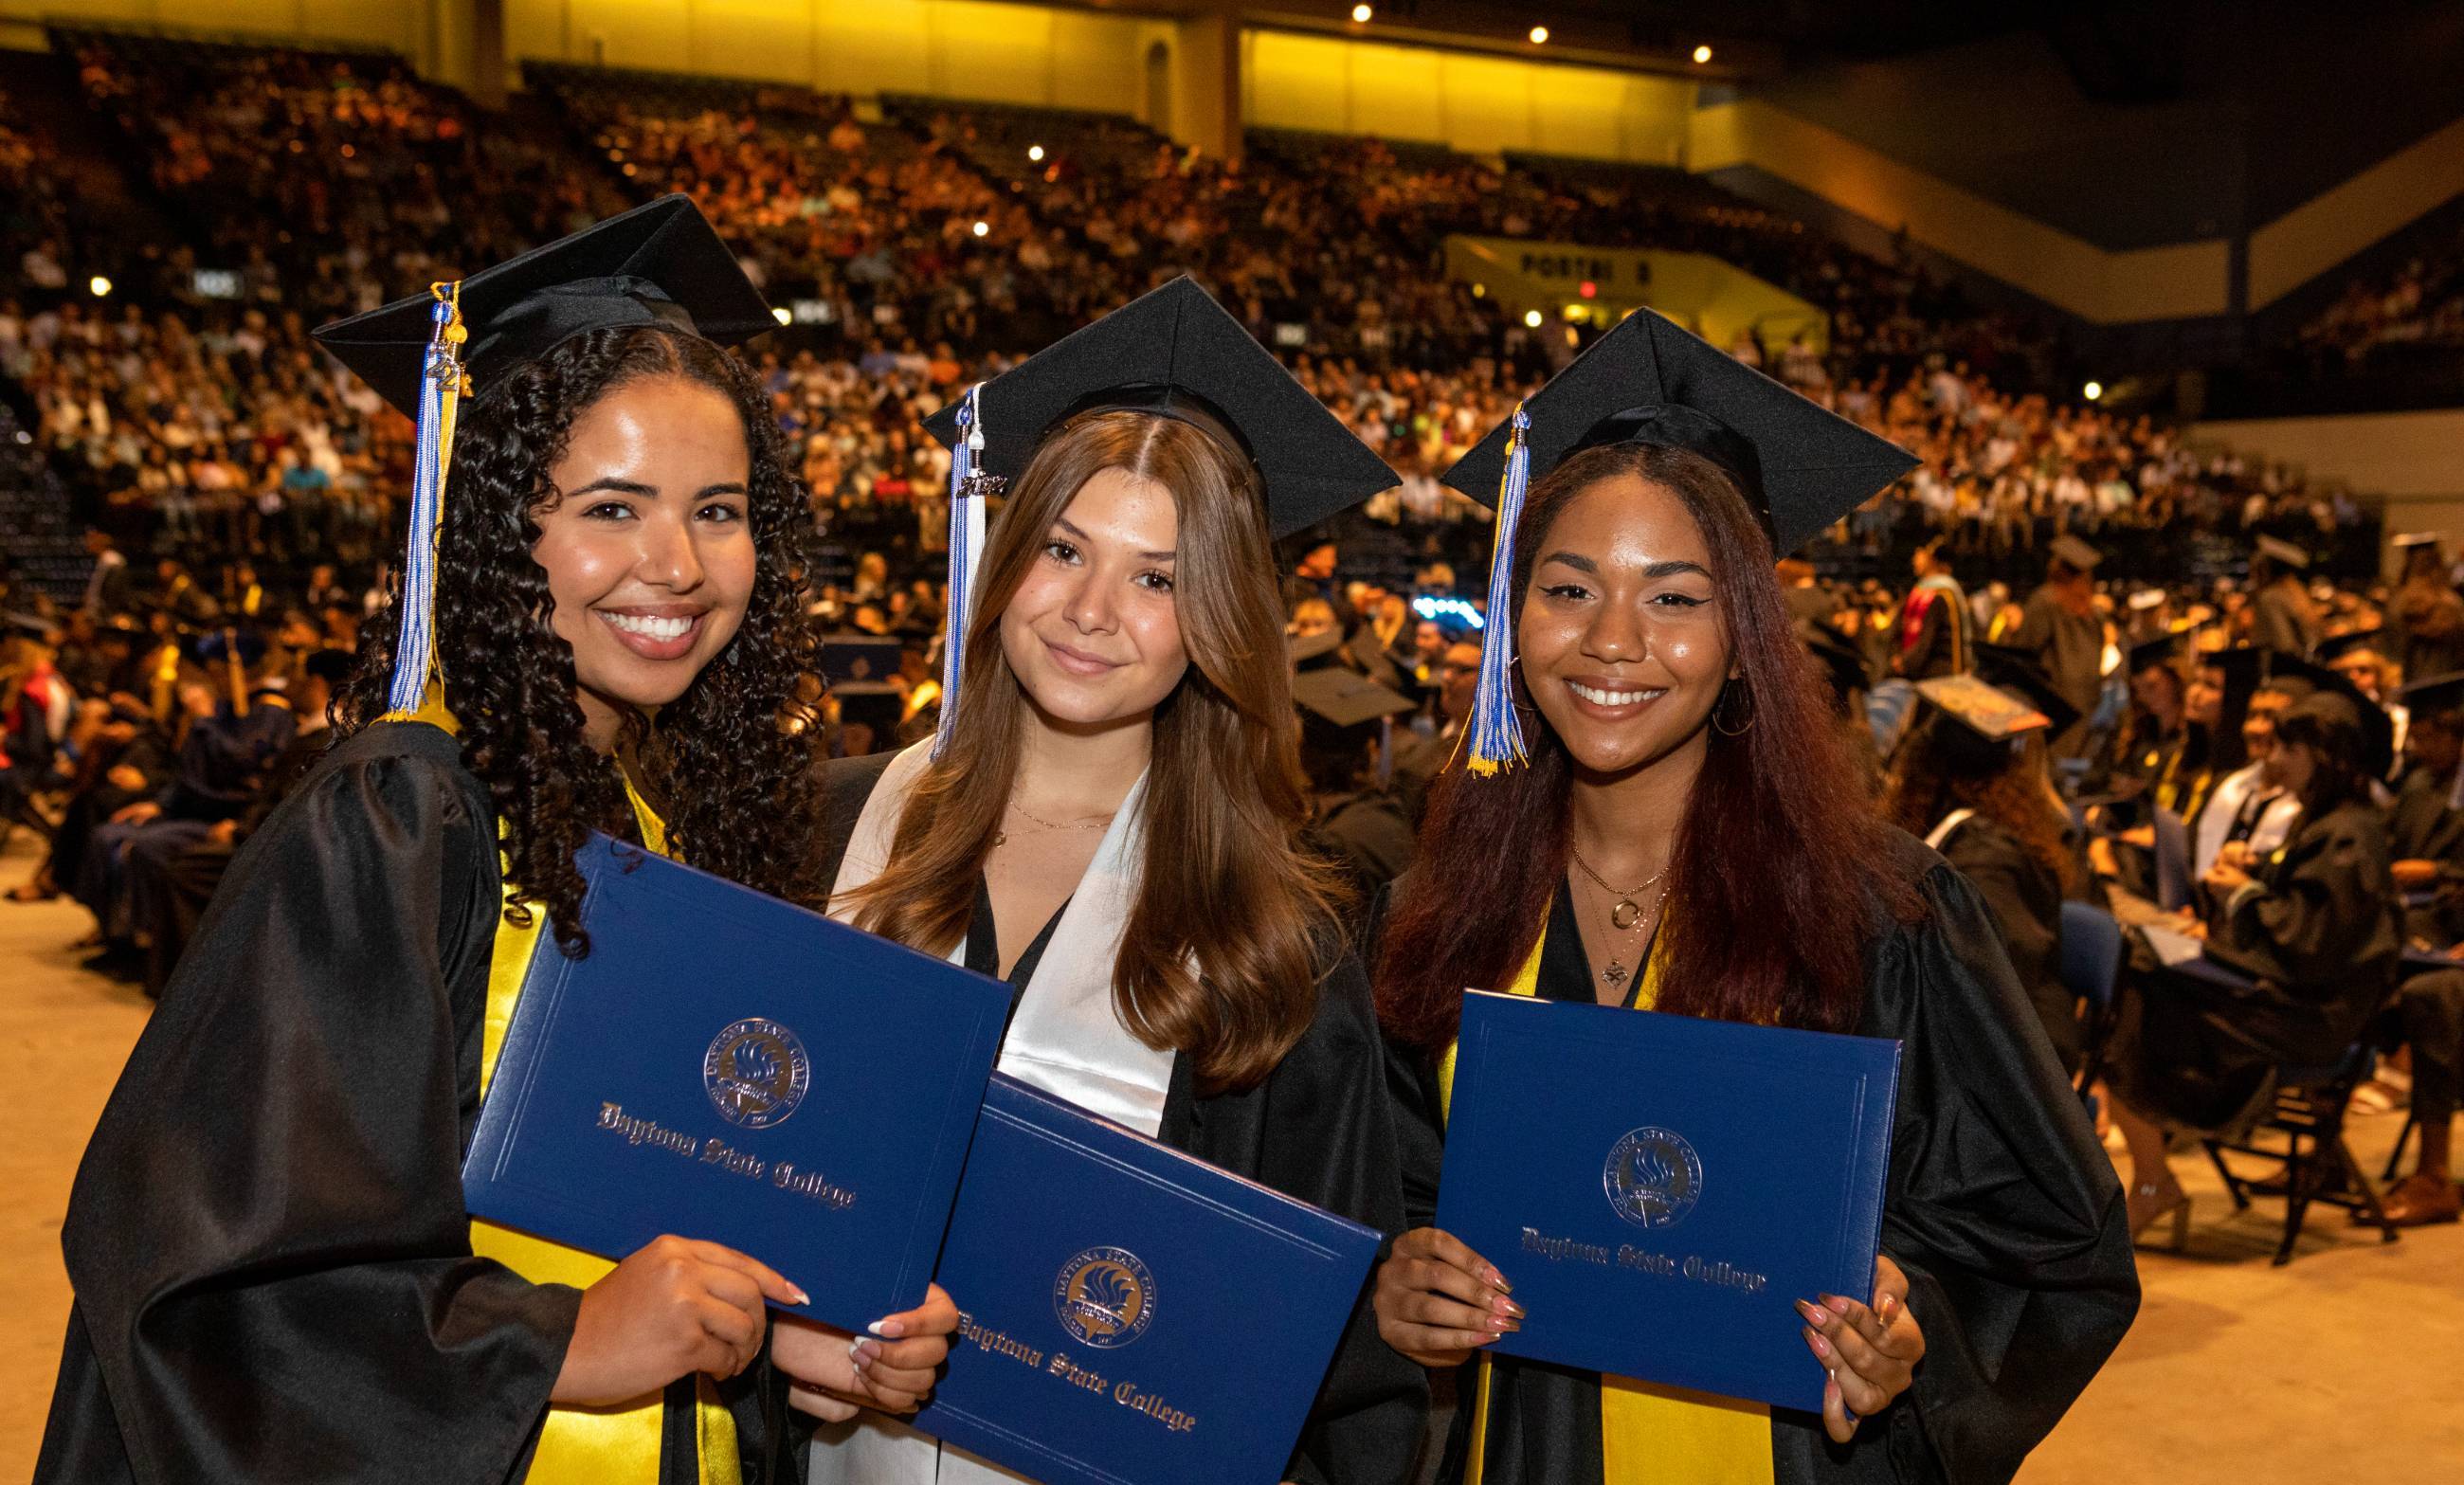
left=1603, top=1126, right=1704, bottom=1229
left=1052, top=1246, right=1157, bottom=1349
left=702, top=1019, right=811, bottom=1129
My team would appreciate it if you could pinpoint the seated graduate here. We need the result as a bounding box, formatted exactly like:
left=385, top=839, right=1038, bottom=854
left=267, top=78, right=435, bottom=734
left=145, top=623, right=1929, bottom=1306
left=35, top=198, right=952, bottom=1485
left=1368, top=311, right=2137, bottom=1485
left=806, top=277, right=1428, bottom=1484
left=1295, top=665, right=1422, bottom=900
left=2366, top=670, right=2464, bottom=1227
left=1882, top=669, right=2089, bottom=1076
left=2187, top=665, right=2306, bottom=881
left=2102, top=691, right=2401, bottom=1243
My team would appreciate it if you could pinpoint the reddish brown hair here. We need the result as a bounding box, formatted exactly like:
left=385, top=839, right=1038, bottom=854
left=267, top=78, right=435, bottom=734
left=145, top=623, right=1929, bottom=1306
left=1376, top=442, right=1924, bottom=1051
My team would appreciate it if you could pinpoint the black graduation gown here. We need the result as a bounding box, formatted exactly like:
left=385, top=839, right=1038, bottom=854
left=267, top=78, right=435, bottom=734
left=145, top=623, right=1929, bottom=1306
left=812, top=752, right=1429, bottom=1485
left=1382, top=831, right=2138, bottom=1485
left=2111, top=799, right=2402, bottom=1131
left=2013, top=589, right=2102, bottom=760
left=2384, top=766, right=2464, bottom=944
left=1311, top=786, right=1420, bottom=902
left=1936, top=815, right=2078, bottom=1077
left=35, top=721, right=787, bottom=1485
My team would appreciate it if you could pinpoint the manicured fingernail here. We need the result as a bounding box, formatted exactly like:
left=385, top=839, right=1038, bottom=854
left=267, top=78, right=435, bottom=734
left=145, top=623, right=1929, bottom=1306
left=1806, top=1329, right=1834, bottom=1360
left=1490, top=1296, right=1514, bottom=1318
left=1822, top=1295, right=1852, bottom=1313
left=1504, top=1299, right=1528, bottom=1320
left=1878, top=1294, right=1895, bottom=1320
left=853, top=1340, right=879, bottom=1366
left=870, top=1318, right=905, bottom=1339
left=1487, top=1266, right=1512, bottom=1292
left=1487, top=1318, right=1506, bottom=1334
left=1797, top=1300, right=1831, bottom=1327
left=791, top=1287, right=812, bottom=1306
left=846, top=1335, right=866, bottom=1361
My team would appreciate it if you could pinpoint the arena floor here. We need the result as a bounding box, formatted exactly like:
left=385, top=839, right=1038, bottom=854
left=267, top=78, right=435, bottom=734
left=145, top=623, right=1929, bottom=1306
left=1, top=830, right=2456, bottom=1482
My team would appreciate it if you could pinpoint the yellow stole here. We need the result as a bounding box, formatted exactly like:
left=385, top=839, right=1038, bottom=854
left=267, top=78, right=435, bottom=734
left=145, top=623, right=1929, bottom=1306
left=409, top=701, right=742, bottom=1485
left=1438, top=926, right=1774, bottom=1485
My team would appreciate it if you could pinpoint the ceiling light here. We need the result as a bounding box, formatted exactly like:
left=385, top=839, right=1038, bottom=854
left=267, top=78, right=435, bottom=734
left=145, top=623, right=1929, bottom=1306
left=1693, top=45, right=1712, bottom=64
left=1529, top=26, right=1549, bottom=45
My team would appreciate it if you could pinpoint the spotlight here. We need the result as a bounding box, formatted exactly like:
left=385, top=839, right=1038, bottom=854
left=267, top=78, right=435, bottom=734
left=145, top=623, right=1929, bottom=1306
left=771, top=306, right=792, bottom=326
left=88, top=275, right=112, bottom=298
left=1523, top=309, right=1544, bottom=328
left=1693, top=45, right=1712, bottom=64
left=1027, top=144, right=1044, bottom=162
left=2083, top=380, right=2104, bottom=402
left=972, top=220, right=991, bottom=238
left=1529, top=26, right=1549, bottom=44
left=1351, top=4, right=1373, bottom=22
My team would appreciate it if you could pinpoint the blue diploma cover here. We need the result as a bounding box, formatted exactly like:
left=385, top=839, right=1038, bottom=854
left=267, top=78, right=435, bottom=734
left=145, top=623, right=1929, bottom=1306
left=912, top=1075, right=1381, bottom=1485
left=1437, top=991, right=1900, bottom=1413
left=462, top=835, right=1010, bottom=1331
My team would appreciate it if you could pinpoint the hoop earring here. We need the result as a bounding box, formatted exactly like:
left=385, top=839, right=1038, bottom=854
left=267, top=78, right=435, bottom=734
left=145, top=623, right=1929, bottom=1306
left=1712, top=679, right=1756, bottom=736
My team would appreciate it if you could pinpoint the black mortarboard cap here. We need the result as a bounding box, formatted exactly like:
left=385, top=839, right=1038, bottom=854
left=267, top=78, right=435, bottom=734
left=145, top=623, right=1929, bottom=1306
left=1294, top=667, right=1415, bottom=731
left=923, top=276, right=1399, bottom=538
left=1973, top=643, right=2083, bottom=736
left=311, top=195, right=775, bottom=419
left=1439, top=309, right=1918, bottom=555
left=1915, top=673, right=2053, bottom=743
left=2127, top=631, right=2187, bottom=676
left=2272, top=654, right=2394, bottom=778
left=2401, top=670, right=2464, bottom=717
left=2050, top=534, right=2103, bottom=572
left=2315, top=627, right=2387, bottom=662
left=1290, top=628, right=1346, bottom=670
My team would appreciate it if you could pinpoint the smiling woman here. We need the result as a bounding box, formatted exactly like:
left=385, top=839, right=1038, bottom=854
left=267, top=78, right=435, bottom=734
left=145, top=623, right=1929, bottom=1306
left=1368, top=309, right=2139, bottom=1485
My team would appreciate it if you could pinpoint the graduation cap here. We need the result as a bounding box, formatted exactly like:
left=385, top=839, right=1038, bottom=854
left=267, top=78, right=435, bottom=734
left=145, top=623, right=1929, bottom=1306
left=1437, top=310, right=1918, bottom=774
left=2393, top=532, right=2443, bottom=551
left=2126, top=631, right=2188, bottom=676
left=2400, top=670, right=2464, bottom=719
left=1294, top=667, right=1416, bottom=732
left=2316, top=627, right=2387, bottom=663
left=2256, top=534, right=2310, bottom=570
left=918, top=276, right=1400, bottom=761
left=1798, top=622, right=1871, bottom=712
left=2050, top=534, right=2103, bottom=572
left=310, top=196, right=772, bottom=720
left=311, top=194, right=775, bottom=421
left=1914, top=673, right=2053, bottom=747
left=1290, top=628, right=1346, bottom=670
left=1972, top=643, right=2083, bottom=736
left=2270, top=654, right=2394, bottom=779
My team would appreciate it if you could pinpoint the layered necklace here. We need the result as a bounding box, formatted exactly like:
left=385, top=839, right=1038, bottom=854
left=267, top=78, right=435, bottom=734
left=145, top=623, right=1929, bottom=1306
left=992, top=798, right=1115, bottom=850
left=1568, top=843, right=1671, bottom=991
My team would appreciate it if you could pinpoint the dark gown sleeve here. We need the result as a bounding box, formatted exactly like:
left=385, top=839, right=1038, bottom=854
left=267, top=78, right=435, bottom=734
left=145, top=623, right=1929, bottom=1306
left=36, top=724, right=583, bottom=1485
left=1939, top=822, right=2078, bottom=1077
left=2213, top=806, right=2401, bottom=1005
left=1784, top=848, right=2138, bottom=1485
left=1161, top=948, right=1432, bottom=1485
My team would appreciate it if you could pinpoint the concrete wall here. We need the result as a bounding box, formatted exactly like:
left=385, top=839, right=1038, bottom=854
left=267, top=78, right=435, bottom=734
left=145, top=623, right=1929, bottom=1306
left=1241, top=27, right=1694, bottom=164
left=2195, top=407, right=2464, bottom=562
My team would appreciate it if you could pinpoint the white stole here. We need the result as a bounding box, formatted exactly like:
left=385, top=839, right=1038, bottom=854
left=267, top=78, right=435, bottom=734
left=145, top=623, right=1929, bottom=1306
left=1924, top=806, right=1977, bottom=852
left=808, top=740, right=1177, bottom=1485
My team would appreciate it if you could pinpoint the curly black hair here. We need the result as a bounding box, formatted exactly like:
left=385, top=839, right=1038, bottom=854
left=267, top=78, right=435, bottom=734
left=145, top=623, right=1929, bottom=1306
left=338, top=325, right=824, bottom=954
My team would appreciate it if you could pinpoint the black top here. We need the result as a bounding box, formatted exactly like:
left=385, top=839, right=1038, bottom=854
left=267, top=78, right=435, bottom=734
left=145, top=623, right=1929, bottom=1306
left=1378, top=831, right=2137, bottom=1485
left=811, top=752, right=1429, bottom=1485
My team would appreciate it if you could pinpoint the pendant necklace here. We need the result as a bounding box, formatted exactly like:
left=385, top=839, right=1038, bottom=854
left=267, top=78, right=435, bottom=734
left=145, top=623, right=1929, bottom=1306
left=1567, top=844, right=1670, bottom=989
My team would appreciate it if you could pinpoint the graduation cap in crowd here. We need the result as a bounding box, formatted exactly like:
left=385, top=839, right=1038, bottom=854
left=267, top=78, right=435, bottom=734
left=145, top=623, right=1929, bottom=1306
left=2050, top=534, right=2103, bottom=573
left=2126, top=631, right=2188, bottom=677
left=1290, top=628, right=1347, bottom=670
left=1798, top=622, right=1871, bottom=714
left=1973, top=643, right=2084, bottom=737
left=1437, top=309, right=1919, bottom=774
left=2270, top=654, right=2395, bottom=780
left=2255, top=534, right=2310, bottom=571
left=312, top=196, right=774, bottom=717
left=1294, top=667, right=1416, bottom=733
left=2315, top=627, right=2387, bottom=663
left=2400, top=671, right=2464, bottom=722
left=1914, top=673, right=2055, bottom=754
left=2393, top=532, right=2443, bottom=552
left=920, top=275, right=1401, bottom=760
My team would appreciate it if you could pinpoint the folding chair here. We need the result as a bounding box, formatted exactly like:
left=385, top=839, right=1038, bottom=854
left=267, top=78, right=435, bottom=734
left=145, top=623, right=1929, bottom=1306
left=2202, top=1042, right=2401, bottom=1265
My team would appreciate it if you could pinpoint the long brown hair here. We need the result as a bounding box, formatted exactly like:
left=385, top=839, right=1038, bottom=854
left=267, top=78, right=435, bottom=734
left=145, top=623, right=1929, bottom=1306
left=1883, top=721, right=2081, bottom=895
left=1377, top=442, right=1923, bottom=1052
left=841, top=409, right=1342, bottom=1093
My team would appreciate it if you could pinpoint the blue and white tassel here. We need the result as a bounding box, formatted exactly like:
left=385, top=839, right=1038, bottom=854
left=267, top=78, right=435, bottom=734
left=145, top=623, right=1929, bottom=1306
left=1465, top=404, right=1531, bottom=776
left=382, top=282, right=465, bottom=719
left=931, top=383, right=988, bottom=760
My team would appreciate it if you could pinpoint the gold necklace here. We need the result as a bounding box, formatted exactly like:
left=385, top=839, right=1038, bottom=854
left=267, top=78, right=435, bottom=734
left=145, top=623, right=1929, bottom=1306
left=1567, top=844, right=1671, bottom=989
left=992, top=798, right=1115, bottom=849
